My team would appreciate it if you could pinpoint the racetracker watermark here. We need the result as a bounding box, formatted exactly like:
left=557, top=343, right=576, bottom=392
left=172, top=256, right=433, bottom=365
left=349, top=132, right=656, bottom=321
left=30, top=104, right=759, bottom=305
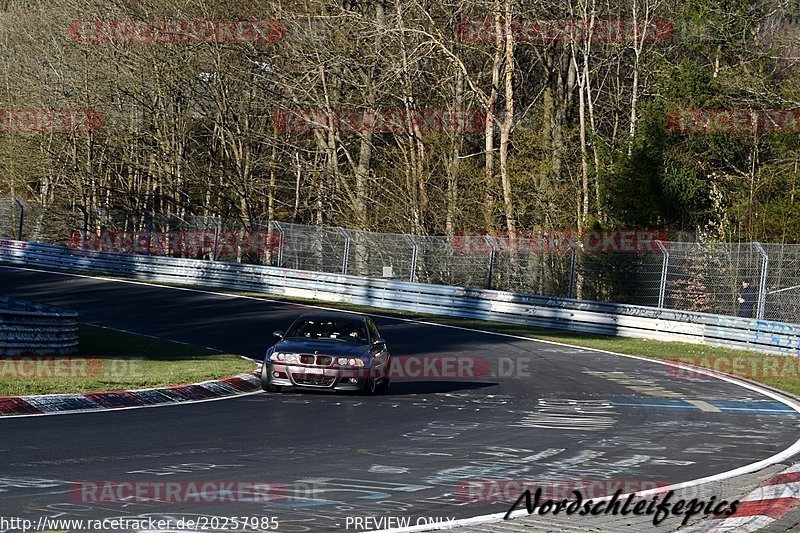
left=67, top=230, right=282, bottom=256
left=451, top=229, right=670, bottom=254
left=668, top=356, right=800, bottom=380
left=285, top=355, right=531, bottom=380
left=273, top=109, right=487, bottom=134
left=68, top=20, right=285, bottom=44
left=458, top=479, right=665, bottom=503
left=456, top=18, right=674, bottom=43
left=0, top=109, right=103, bottom=133
left=71, top=481, right=286, bottom=504
left=667, top=109, right=800, bottom=134
left=0, top=357, right=143, bottom=380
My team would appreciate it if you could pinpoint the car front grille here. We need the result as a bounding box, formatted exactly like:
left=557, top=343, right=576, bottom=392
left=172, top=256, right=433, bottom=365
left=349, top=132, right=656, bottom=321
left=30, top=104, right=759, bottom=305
left=292, top=374, right=336, bottom=387
left=298, top=354, right=333, bottom=366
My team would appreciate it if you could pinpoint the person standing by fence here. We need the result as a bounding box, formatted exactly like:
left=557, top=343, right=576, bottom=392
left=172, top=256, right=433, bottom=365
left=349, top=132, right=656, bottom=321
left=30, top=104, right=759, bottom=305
left=737, top=280, right=757, bottom=318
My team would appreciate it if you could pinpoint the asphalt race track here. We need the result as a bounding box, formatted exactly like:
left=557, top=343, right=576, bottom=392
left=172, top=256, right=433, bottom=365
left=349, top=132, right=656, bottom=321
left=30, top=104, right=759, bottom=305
left=1, top=266, right=799, bottom=532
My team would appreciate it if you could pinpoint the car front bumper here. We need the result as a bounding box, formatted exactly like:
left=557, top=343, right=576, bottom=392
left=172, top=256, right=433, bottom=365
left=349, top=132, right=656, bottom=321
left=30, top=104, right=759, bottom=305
left=265, top=362, right=375, bottom=391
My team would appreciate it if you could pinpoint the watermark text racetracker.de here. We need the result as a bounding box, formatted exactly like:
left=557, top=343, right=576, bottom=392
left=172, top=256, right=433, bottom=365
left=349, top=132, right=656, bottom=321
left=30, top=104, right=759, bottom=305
left=68, top=19, right=285, bottom=44
left=451, top=229, right=670, bottom=254
left=458, top=479, right=665, bottom=503
left=388, top=355, right=529, bottom=380
left=667, top=108, right=800, bottom=134
left=289, top=355, right=532, bottom=381
left=0, top=357, right=143, bottom=380
left=0, top=109, right=103, bottom=133
left=669, top=355, right=800, bottom=380
left=0, top=516, right=279, bottom=532
left=67, top=229, right=282, bottom=257
left=457, top=18, right=674, bottom=43
left=273, top=108, right=487, bottom=134
left=72, top=480, right=286, bottom=504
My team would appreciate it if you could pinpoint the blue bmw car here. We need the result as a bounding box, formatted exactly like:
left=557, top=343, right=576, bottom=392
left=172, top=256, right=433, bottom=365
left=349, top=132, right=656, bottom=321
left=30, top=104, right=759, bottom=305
left=261, top=312, right=391, bottom=394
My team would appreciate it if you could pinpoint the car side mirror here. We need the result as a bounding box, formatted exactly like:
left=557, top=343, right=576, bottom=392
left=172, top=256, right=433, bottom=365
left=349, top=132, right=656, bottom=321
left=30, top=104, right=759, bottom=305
left=273, top=330, right=284, bottom=340
left=372, top=337, right=386, bottom=348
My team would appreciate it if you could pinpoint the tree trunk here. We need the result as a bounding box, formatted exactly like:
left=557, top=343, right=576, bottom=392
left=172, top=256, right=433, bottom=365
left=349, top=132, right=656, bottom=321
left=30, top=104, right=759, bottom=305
left=499, top=0, right=516, bottom=235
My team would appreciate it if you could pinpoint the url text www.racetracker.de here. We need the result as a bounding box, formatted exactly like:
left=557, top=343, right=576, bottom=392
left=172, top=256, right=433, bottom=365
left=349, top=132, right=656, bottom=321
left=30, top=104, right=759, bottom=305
left=505, top=488, right=739, bottom=526
left=0, top=516, right=280, bottom=532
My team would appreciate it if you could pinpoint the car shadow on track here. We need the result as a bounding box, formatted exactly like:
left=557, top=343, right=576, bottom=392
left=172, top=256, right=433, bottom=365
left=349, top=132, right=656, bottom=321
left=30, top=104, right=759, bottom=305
left=381, top=380, right=497, bottom=395
left=269, top=380, right=497, bottom=396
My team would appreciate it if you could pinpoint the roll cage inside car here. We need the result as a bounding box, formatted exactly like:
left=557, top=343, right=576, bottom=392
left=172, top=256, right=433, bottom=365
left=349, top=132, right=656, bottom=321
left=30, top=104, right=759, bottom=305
left=284, top=315, right=379, bottom=345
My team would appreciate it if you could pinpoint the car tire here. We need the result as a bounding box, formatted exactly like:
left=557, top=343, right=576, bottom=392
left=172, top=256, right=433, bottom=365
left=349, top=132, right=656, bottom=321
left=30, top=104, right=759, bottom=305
left=378, top=372, right=390, bottom=392
left=261, top=364, right=282, bottom=393
left=362, top=375, right=377, bottom=395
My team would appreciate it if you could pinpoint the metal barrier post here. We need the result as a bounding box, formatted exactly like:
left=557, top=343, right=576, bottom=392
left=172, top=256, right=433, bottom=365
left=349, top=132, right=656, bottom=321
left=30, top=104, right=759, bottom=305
left=273, top=221, right=285, bottom=268
left=406, top=234, right=418, bottom=283
left=754, top=242, right=768, bottom=320
left=484, top=235, right=496, bottom=290
left=655, top=240, right=669, bottom=308
left=338, top=227, right=350, bottom=275
left=567, top=240, right=577, bottom=299
left=12, top=198, right=24, bottom=241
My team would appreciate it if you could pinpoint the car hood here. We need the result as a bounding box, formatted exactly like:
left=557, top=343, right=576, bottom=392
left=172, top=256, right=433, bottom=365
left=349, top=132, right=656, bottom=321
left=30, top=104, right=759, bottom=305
left=273, top=339, right=370, bottom=357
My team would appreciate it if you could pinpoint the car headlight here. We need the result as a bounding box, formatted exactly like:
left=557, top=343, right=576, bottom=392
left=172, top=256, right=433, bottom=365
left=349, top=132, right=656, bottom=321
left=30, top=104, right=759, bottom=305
left=270, top=353, right=301, bottom=364
left=336, top=357, right=365, bottom=367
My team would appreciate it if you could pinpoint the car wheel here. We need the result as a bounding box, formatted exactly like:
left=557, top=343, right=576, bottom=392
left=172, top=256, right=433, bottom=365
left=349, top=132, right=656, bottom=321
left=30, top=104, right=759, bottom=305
left=261, top=364, right=282, bottom=393
left=378, top=373, right=390, bottom=392
left=362, top=375, right=377, bottom=395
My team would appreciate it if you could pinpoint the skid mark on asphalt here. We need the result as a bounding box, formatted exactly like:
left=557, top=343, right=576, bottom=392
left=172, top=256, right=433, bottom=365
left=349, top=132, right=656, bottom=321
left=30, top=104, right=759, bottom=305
left=511, top=399, right=617, bottom=430
left=577, top=435, right=669, bottom=452
left=369, top=465, right=410, bottom=474
left=403, top=421, right=480, bottom=441
left=0, top=477, right=66, bottom=491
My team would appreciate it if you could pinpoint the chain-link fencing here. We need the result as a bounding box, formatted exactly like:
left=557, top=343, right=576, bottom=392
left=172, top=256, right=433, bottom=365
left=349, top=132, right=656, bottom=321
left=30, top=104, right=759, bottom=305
left=1, top=197, right=797, bottom=324
left=761, top=243, right=800, bottom=324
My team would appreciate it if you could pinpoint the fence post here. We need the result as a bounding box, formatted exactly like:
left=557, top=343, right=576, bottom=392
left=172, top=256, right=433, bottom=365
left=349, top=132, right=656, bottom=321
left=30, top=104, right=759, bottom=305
left=484, top=235, right=496, bottom=290
left=567, top=240, right=577, bottom=299
left=338, top=227, right=350, bottom=275
left=272, top=221, right=285, bottom=268
left=77, top=205, right=89, bottom=251
left=144, top=212, right=154, bottom=255
left=655, top=240, right=669, bottom=309
left=406, top=234, right=418, bottom=282
left=12, top=198, right=24, bottom=241
left=754, top=242, right=768, bottom=320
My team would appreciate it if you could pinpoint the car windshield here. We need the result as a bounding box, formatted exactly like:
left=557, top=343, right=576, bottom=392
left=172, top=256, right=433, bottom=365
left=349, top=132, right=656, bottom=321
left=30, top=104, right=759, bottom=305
left=285, top=318, right=368, bottom=344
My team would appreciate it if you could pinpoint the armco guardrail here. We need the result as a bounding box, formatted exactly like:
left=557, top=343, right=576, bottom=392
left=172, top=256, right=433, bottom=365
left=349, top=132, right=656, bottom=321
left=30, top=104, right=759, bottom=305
left=1, top=239, right=798, bottom=356
left=0, top=292, right=79, bottom=355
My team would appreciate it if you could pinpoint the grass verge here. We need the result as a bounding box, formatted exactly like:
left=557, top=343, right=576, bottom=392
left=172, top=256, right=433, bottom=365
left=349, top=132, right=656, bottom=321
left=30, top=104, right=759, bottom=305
left=0, top=324, right=256, bottom=396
